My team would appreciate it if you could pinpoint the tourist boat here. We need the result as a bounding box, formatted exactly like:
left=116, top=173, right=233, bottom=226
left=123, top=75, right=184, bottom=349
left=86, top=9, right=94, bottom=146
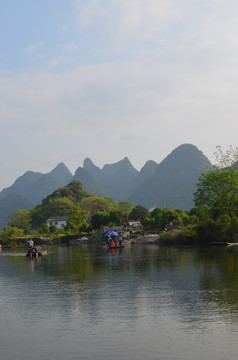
left=227, top=242, right=238, bottom=247
left=108, top=245, right=125, bottom=249
left=103, top=244, right=125, bottom=250
left=211, top=242, right=229, bottom=246
left=211, top=242, right=238, bottom=247
left=26, top=248, right=47, bottom=257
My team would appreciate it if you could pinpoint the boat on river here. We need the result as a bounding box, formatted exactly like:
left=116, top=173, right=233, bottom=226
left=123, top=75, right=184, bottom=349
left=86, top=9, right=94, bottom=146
left=108, top=245, right=125, bottom=249
left=103, top=244, right=125, bottom=250
left=227, top=242, right=238, bottom=247
left=26, top=248, right=47, bottom=257
left=211, top=242, right=238, bottom=247
left=211, top=242, right=229, bottom=246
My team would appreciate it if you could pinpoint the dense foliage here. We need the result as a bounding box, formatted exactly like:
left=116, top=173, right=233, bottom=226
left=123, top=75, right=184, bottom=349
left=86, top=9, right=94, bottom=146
left=45, top=181, right=91, bottom=203
left=192, top=146, right=238, bottom=239
left=67, top=206, right=89, bottom=232
left=194, top=168, right=238, bottom=229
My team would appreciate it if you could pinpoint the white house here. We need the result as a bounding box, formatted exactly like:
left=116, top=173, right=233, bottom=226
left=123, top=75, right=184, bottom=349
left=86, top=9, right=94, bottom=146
left=129, top=221, right=141, bottom=229
left=46, top=216, right=68, bottom=230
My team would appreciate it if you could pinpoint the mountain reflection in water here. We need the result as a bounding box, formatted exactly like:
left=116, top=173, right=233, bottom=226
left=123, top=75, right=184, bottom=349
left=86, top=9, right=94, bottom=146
left=1, top=245, right=238, bottom=360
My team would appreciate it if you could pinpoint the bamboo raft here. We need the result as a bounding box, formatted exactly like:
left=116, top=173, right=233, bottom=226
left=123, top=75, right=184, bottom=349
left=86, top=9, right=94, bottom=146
left=108, top=246, right=125, bottom=249
left=26, top=248, right=47, bottom=257
left=211, top=242, right=238, bottom=247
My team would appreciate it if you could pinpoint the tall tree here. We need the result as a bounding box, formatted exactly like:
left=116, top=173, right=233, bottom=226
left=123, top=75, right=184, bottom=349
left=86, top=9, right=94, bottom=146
left=80, top=196, right=117, bottom=215
left=117, top=200, right=134, bottom=215
left=31, top=197, right=74, bottom=227
left=214, top=145, right=238, bottom=168
left=129, top=205, right=149, bottom=221
left=7, top=209, right=31, bottom=230
left=108, top=210, right=124, bottom=225
left=194, top=168, right=238, bottom=229
left=91, top=211, right=110, bottom=229
left=67, top=206, right=88, bottom=232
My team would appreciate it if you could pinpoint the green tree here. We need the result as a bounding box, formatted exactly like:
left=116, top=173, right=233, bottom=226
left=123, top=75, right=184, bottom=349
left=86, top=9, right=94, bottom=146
left=216, top=214, right=232, bottom=232
left=189, top=207, right=210, bottom=221
left=7, top=209, right=31, bottom=230
left=1, top=227, right=24, bottom=244
left=189, top=215, right=199, bottom=225
left=214, top=145, right=238, bottom=168
left=129, top=205, right=149, bottom=221
left=43, top=181, right=91, bottom=203
left=49, top=225, right=58, bottom=233
left=194, top=168, right=238, bottom=230
left=108, top=209, right=124, bottom=226
left=91, top=211, right=110, bottom=229
left=150, top=207, right=164, bottom=218
left=80, top=196, right=117, bottom=215
left=162, top=209, right=182, bottom=227
left=117, top=200, right=134, bottom=215
left=38, top=223, right=49, bottom=235
left=175, top=209, right=190, bottom=226
left=195, top=218, right=219, bottom=243
left=30, top=205, right=46, bottom=228
left=67, top=206, right=89, bottom=232
left=31, top=197, right=74, bottom=227
left=144, top=207, right=164, bottom=230
left=46, top=197, right=74, bottom=216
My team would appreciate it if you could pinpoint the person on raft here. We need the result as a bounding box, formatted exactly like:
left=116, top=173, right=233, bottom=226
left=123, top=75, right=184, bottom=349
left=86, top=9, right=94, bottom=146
left=118, top=234, right=123, bottom=246
left=26, top=239, right=38, bottom=254
left=27, top=238, right=34, bottom=248
left=110, top=240, right=116, bottom=247
left=107, top=235, right=112, bottom=247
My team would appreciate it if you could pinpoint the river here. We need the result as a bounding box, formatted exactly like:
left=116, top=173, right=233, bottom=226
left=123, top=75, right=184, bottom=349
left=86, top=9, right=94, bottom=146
left=1, top=244, right=238, bottom=360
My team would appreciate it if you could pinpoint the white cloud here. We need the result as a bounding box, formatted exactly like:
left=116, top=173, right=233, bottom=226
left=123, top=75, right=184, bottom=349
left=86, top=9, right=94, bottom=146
left=1, top=0, right=238, bottom=188
left=1, top=53, right=237, bottom=159
left=25, top=42, right=44, bottom=56
left=74, top=0, right=178, bottom=54
left=74, top=0, right=238, bottom=58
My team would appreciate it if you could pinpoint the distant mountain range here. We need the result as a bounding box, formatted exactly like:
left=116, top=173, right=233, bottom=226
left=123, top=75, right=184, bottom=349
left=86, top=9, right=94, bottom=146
left=0, top=144, right=212, bottom=227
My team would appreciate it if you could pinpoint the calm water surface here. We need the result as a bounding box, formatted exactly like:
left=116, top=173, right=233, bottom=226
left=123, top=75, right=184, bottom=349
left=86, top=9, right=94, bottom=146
left=1, top=245, right=238, bottom=360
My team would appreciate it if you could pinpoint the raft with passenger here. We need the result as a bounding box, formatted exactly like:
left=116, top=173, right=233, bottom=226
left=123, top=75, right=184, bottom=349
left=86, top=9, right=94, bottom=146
left=104, top=230, right=126, bottom=249
left=26, top=247, right=47, bottom=257
left=108, top=245, right=125, bottom=249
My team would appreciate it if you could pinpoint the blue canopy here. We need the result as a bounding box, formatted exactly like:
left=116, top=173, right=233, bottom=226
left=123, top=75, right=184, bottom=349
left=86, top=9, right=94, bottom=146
left=104, top=231, right=118, bottom=236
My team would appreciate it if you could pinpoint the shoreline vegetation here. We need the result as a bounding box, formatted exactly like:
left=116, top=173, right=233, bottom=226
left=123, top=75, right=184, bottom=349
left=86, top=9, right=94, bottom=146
left=2, top=201, right=238, bottom=249
left=2, top=225, right=238, bottom=249
left=2, top=201, right=238, bottom=248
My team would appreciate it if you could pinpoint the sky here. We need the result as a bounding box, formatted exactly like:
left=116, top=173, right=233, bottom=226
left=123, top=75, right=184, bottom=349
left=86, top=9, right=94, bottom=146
left=1, top=0, right=238, bottom=190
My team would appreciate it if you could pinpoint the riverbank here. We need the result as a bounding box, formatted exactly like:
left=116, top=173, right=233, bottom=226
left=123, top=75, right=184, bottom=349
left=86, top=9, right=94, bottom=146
left=1, top=233, right=160, bottom=248
left=2, top=228, right=237, bottom=248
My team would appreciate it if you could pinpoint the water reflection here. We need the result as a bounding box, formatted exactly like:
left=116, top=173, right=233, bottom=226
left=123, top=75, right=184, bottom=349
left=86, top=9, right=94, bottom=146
left=1, top=245, right=238, bottom=359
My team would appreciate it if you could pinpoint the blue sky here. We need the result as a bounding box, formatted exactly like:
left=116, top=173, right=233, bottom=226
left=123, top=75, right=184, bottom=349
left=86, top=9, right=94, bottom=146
left=1, top=0, right=238, bottom=190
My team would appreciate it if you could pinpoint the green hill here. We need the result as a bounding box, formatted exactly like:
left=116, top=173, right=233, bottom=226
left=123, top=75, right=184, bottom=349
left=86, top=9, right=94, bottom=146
left=0, top=171, right=42, bottom=200
left=136, top=160, right=158, bottom=186
left=0, top=194, right=33, bottom=228
left=0, top=163, right=73, bottom=227
left=128, top=144, right=212, bottom=210
left=0, top=162, right=72, bottom=206
left=43, top=181, right=91, bottom=204
left=84, top=157, right=139, bottom=201
left=73, top=167, right=104, bottom=196
left=0, top=144, right=214, bottom=226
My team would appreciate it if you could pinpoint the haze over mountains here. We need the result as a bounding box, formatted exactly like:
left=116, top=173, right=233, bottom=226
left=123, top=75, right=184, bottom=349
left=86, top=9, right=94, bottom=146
left=0, top=144, right=212, bottom=227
